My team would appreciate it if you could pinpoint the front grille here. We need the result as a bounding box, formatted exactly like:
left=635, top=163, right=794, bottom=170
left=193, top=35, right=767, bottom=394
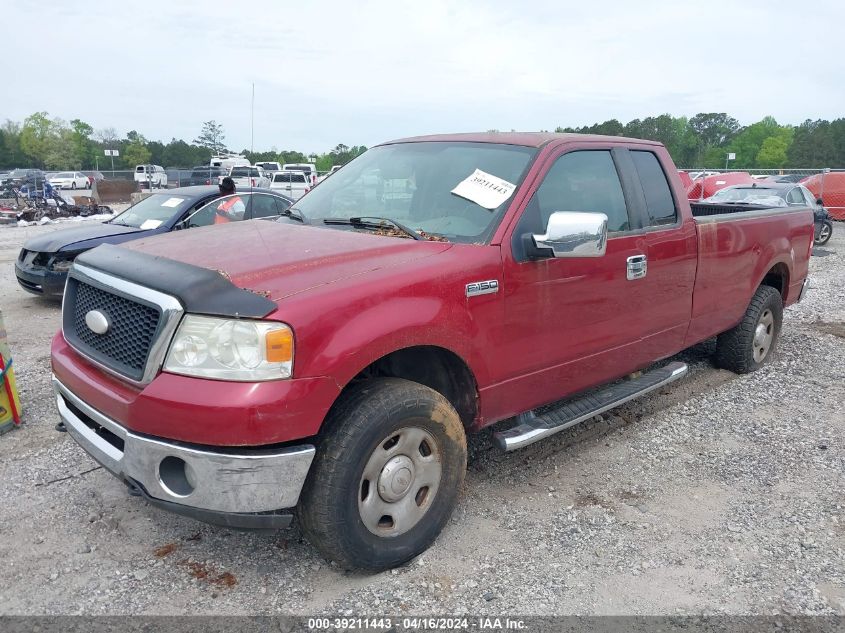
left=65, top=280, right=162, bottom=381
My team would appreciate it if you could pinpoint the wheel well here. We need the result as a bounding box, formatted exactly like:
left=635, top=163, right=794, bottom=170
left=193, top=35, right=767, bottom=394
left=761, top=263, right=789, bottom=299
left=348, top=346, right=479, bottom=428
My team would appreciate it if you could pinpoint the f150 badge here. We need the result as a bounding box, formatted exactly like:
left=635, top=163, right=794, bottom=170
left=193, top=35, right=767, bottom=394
left=466, top=280, right=499, bottom=297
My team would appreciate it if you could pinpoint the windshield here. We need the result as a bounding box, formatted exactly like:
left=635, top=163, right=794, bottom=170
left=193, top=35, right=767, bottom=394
left=110, top=194, right=190, bottom=228
left=708, top=187, right=787, bottom=205
left=294, top=142, right=536, bottom=242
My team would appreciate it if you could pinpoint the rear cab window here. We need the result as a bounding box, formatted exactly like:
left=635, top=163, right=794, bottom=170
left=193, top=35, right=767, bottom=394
left=631, top=150, right=677, bottom=226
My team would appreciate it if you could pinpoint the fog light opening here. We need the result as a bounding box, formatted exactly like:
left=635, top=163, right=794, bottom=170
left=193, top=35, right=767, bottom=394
left=158, top=456, right=195, bottom=497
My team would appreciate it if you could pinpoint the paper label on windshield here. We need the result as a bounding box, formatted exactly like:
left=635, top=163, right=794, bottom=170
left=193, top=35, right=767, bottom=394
left=139, top=219, right=163, bottom=230
left=161, top=197, right=184, bottom=208
left=451, top=169, right=516, bottom=210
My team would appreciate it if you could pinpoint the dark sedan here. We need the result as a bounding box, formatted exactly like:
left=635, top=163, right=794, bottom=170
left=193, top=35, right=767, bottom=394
left=15, top=186, right=293, bottom=297
left=704, top=182, right=820, bottom=208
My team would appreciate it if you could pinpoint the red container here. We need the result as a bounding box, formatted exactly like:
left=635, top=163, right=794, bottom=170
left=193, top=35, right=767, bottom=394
left=687, top=172, right=756, bottom=200
left=802, top=172, right=845, bottom=220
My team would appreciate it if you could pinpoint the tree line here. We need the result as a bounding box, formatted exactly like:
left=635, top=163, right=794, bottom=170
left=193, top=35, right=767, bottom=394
left=555, top=114, right=845, bottom=168
left=2, top=111, right=843, bottom=172
left=0, top=115, right=367, bottom=172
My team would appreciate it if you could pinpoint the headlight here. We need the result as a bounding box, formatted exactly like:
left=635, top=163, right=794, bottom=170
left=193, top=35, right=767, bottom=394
left=164, top=315, right=293, bottom=381
left=49, top=252, right=81, bottom=272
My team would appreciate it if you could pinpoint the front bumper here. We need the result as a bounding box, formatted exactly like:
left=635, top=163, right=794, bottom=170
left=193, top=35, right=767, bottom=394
left=15, top=261, right=67, bottom=296
left=53, top=375, right=315, bottom=529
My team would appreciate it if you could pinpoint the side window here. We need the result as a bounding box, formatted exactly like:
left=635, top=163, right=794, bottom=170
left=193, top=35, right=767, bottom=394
left=532, top=150, right=629, bottom=232
left=185, top=194, right=250, bottom=227
left=631, top=151, right=677, bottom=226
left=786, top=188, right=804, bottom=205
left=801, top=187, right=818, bottom=207
left=251, top=194, right=285, bottom=218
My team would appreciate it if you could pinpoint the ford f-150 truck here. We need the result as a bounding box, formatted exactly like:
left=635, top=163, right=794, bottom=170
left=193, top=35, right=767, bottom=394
left=51, top=133, right=813, bottom=571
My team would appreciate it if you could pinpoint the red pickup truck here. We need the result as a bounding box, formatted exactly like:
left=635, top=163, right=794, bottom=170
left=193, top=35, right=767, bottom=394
left=51, top=133, right=813, bottom=571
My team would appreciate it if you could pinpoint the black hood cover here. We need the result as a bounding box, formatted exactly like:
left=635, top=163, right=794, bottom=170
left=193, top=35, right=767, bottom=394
left=75, top=243, right=276, bottom=319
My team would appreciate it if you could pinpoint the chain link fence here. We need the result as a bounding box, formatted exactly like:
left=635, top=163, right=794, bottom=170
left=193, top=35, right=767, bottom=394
left=678, top=168, right=845, bottom=219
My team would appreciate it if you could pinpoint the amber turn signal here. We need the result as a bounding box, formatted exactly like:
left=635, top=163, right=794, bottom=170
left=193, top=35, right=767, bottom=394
left=265, top=328, right=293, bottom=363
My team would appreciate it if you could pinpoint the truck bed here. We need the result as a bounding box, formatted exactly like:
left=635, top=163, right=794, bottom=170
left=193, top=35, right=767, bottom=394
left=685, top=204, right=813, bottom=347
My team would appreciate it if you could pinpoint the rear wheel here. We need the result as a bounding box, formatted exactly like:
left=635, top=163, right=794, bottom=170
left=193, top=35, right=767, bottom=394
left=71, top=182, right=77, bottom=190
left=714, top=285, right=783, bottom=374
left=298, top=378, right=467, bottom=571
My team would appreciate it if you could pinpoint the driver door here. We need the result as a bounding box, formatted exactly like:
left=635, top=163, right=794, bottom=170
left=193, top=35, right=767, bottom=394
left=495, top=147, right=651, bottom=414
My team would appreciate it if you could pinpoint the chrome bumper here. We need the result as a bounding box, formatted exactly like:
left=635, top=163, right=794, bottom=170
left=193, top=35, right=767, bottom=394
left=53, top=376, right=315, bottom=516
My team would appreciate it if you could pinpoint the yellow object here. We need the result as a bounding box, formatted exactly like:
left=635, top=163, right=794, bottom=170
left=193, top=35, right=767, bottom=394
left=265, top=327, right=293, bottom=363
left=0, top=310, right=22, bottom=433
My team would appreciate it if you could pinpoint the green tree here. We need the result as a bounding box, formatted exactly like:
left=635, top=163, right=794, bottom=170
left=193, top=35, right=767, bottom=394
left=688, top=113, right=740, bottom=165
left=0, top=120, right=27, bottom=169
left=19, top=111, right=57, bottom=167
left=724, top=116, right=794, bottom=168
left=756, top=134, right=792, bottom=168
left=69, top=119, right=94, bottom=169
left=787, top=119, right=836, bottom=167
left=194, top=120, right=226, bottom=154
left=124, top=132, right=151, bottom=167
left=44, top=127, right=81, bottom=170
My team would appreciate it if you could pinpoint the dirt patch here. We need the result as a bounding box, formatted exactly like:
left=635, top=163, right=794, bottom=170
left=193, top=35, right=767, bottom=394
left=812, top=320, right=845, bottom=339
left=178, top=559, right=238, bottom=588
left=153, top=543, right=178, bottom=558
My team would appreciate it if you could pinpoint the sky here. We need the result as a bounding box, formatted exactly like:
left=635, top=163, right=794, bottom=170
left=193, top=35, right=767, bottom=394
left=5, top=0, right=844, bottom=154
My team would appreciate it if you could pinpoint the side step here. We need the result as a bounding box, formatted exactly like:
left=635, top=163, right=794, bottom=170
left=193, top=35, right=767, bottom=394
left=493, top=361, right=688, bottom=451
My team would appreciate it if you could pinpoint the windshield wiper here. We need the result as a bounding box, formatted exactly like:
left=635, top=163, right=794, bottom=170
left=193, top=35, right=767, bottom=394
left=323, top=216, right=422, bottom=240
left=279, top=206, right=307, bottom=223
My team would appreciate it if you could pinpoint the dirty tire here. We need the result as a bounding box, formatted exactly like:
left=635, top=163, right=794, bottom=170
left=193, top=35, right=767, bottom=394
left=298, top=377, right=467, bottom=572
left=714, top=285, right=783, bottom=374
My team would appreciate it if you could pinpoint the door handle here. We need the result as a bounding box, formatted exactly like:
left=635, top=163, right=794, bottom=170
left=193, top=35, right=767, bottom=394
left=627, top=254, right=647, bottom=280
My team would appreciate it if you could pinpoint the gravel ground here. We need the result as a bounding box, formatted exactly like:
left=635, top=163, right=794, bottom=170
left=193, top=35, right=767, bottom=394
left=0, top=221, right=842, bottom=616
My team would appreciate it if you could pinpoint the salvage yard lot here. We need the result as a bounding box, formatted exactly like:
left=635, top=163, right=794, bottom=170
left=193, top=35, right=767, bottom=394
left=0, top=220, right=843, bottom=615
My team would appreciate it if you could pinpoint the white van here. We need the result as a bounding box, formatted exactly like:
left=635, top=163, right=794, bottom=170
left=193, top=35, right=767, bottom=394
left=210, top=155, right=251, bottom=170
left=282, top=163, right=317, bottom=186
left=134, top=164, right=167, bottom=189
left=269, top=170, right=311, bottom=200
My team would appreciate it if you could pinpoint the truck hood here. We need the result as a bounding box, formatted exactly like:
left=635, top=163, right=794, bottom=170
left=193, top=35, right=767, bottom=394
left=23, top=222, right=144, bottom=253
left=123, top=220, right=453, bottom=301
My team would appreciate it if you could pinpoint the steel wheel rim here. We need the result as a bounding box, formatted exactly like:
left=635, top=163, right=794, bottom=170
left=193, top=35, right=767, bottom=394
left=819, top=224, right=831, bottom=241
left=753, top=309, right=774, bottom=362
left=358, top=426, right=442, bottom=537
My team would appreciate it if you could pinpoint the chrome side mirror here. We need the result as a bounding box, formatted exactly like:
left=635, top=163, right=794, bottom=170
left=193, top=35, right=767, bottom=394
left=531, top=211, right=608, bottom=258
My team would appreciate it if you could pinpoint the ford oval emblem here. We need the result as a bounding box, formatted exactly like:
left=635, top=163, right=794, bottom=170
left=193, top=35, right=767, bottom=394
left=85, top=310, right=110, bottom=335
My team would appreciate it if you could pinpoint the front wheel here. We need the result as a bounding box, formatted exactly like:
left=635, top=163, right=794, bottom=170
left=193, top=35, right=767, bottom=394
left=71, top=182, right=77, bottom=190
left=298, top=378, right=467, bottom=571
left=815, top=220, right=833, bottom=246
left=714, top=285, right=783, bottom=374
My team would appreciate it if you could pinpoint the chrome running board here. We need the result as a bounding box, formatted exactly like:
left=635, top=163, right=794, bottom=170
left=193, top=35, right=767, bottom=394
left=493, top=361, right=688, bottom=451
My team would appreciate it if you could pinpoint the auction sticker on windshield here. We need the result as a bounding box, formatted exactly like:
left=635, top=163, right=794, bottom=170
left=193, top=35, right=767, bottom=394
left=451, top=168, right=516, bottom=210
left=139, top=219, right=163, bottom=229
left=162, top=197, right=184, bottom=208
